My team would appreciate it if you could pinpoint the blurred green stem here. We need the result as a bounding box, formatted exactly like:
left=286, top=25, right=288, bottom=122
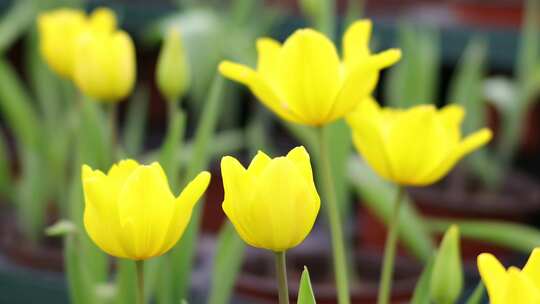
left=108, top=103, right=118, bottom=158
left=136, top=260, right=145, bottom=304
left=316, top=126, right=350, bottom=304
left=275, top=251, right=290, bottom=304
left=377, top=187, right=405, bottom=304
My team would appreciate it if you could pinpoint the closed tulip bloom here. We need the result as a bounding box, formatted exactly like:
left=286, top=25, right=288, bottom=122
left=156, top=28, right=190, bottom=102
left=82, top=159, right=210, bottom=260
left=478, top=249, right=540, bottom=304
left=346, top=98, right=492, bottom=186
left=219, top=20, right=401, bottom=126
left=74, top=9, right=135, bottom=102
left=221, top=146, right=320, bottom=252
left=37, top=8, right=86, bottom=78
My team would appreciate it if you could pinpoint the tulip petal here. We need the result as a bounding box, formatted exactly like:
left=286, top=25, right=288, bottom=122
left=256, top=38, right=281, bottom=84
left=478, top=253, right=508, bottom=304
left=158, top=171, right=211, bottom=255
left=219, top=61, right=301, bottom=123
left=503, top=268, right=540, bottom=304
left=117, top=163, right=175, bottom=259
left=422, top=128, right=492, bottom=184
left=439, top=104, right=465, bottom=144
left=278, top=29, right=341, bottom=125
left=385, top=105, right=450, bottom=185
left=109, top=31, right=136, bottom=101
left=89, top=7, right=117, bottom=33
left=343, top=20, right=372, bottom=69
left=329, top=50, right=401, bottom=122
left=285, top=146, right=314, bottom=183
left=221, top=156, right=259, bottom=247
left=523, top=248, right=540, bottom=291
left=247, top=150, right=272, bottom=176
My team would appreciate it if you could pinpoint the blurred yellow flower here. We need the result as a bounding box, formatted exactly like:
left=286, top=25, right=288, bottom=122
left=74, top=8, right=136, bottom=102
left=346, top=98, right=492, bottom=186
left=37, top=8, right=86, bottom=78
left=82, top=159, right=210, bottom=260
left=478, top=249, right=540, bottom=304
left=156, top=28, right=190, bottom=102
left=219, top=20, right=401, bottom=126
left=221, top=146, right=320, bottom=252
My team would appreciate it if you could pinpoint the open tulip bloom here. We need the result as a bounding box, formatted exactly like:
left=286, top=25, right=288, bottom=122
left=347, top=98, right=493, bottom=186
left=82, top=159, right=211, bottom=260
left=219, top=20, right=401, bottom=126
left=478, top=248, right=540, bottom=304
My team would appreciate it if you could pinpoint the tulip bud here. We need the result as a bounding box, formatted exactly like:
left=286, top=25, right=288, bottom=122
left=156, top=28, right=190, bottom=102
left=430, top=225, right=463, bottom=304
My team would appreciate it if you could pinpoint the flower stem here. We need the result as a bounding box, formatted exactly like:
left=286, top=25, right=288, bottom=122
left=136, top=260, right=145, bottom=304
left=274, top=251, right=290, bottom=304
left=108, top=103, right=118, bottom=160
left=316, top=126, right=350, bottom=304
left=377, top=187, right=405, bottom=304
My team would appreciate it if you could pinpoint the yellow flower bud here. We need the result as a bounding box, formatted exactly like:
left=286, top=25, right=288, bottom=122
left=478, top=248, right=540, bottom=304
left=37, top=8, right=86, bottom=78
left=430, top=225, right=463, bottom=304
left=82, top=159, right=211, bottom=260
left=221, top=146, right=320, bottom=252
left=74, top=10, right=136, bottom=102
left=156, top=28, right=190, bottom=102
left=346, top=98, right=492, bottom=186
left=218, top=20, right=401, bottom=126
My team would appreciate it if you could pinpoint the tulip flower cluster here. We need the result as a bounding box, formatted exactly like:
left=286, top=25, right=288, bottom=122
left=38, top=7, right=135, bottom=102
left=30, top=5, right=497, bottom=304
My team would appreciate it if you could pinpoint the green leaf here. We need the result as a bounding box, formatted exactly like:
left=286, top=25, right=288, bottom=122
left=172, top=74, right=230, bottom=300
left=430, top=226, right=463, bottom=304
left=297, top=267, right=316, bottom=304
left=0, top=132, right=11, bottom=200
left=65, top=234, right=95, bottom=304
left=123, top=86, right=149, bottom=156
left=464, top=282, right=485, bottom=304
left=348, top=157, right=434, bottom=261
left=410, top=256, right=434, bottom=304
left=0, top=57, right=40, bottom=150
left=159, top=104, right=186, bottom=190
left=426, top=219, right=540, bottom=253
left=0, top=0, right=37, bottom=54
left=207, top=222, right=246, bottom=304
left=114, top=260, right=136, bottom=304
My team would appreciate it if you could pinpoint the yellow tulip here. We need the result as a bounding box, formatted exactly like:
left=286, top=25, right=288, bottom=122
left=82, top=159, right=211, bottom=260
left=156, top=28, right=190, bottom=102
left=37, top=8, right=86, bottom=78
left=346, top=98, right=492, bottom=186
left=74, top=9, right=136, bottom=102
left=221, top=146, right=320, bottom=252
left=218, top=20, right=401, bottom=126
left=478, top=249, right=540, bottom=304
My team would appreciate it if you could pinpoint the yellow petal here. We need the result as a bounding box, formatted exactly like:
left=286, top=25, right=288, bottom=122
left=343, top=20, right=372, bottom=69
left=285, top=146, right=314, bottom=184
left=247, top=150, right=272, bottom=176
left=158, top=171, right=211, bottom=255
left=478, top=253, right=508, bottom=304
left=329, top=50, right=401, bottom=122
left=522, top=248, right=540, bottom=291
left=277, top=29, right=341, bottom=125
left=218, top=61, right=301, bottom=123
left=221, top=156, right=260, bottom=248
left=117, top=163, right=175, bottom=259
left=422, top=128, right=492, bottom=184
left=502, top=267, right=540, bottom=304
left=438, top=104, right=465, bottom=144
left=256, top=37, right=281, bottom=84
left=89, top=7, right=117, bottom=33
left=385, top=105, right=450, bottom=185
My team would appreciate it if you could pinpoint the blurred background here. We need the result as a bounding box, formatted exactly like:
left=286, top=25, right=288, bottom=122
left=0, top=0, right=539, bottom=303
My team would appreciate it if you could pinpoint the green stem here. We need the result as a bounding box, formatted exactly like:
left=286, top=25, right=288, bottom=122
left=377, top=187, right=405, bottom=304
left=136, top=260, right=145, bottom=304
left=316, top=126, right=350, bottom=304
left=274, top=251, right=290, bottom=304
left=108, top=103, right=118, bottom=160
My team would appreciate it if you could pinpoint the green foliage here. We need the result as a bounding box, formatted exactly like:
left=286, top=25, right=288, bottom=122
left=430, top=226, right=463, bottom=304
left=297, top=267, right=317, bottom=304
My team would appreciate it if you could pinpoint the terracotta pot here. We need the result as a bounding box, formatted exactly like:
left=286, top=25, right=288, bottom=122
left=236, top=231, right=421, bottom=304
